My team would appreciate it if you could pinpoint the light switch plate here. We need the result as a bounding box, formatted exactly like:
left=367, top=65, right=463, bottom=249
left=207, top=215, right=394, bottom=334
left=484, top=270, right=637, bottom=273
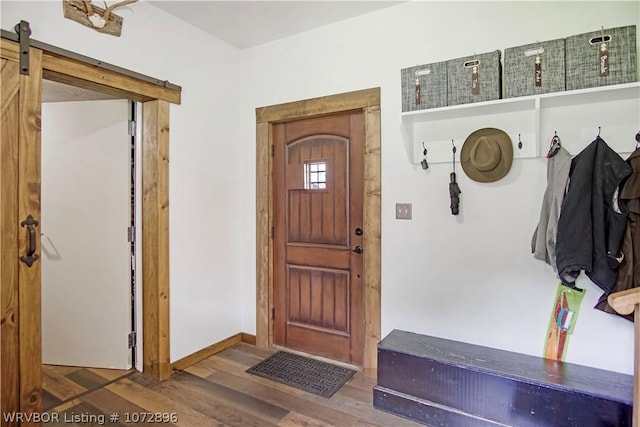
left=396, top=203, right=412, bottom=219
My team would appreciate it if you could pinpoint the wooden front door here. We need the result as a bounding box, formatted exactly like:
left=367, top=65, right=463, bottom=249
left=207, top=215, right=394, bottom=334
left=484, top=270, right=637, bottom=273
left=1, top=41, right=43, bottom=423
left=273, top=111, right=364, bottom=365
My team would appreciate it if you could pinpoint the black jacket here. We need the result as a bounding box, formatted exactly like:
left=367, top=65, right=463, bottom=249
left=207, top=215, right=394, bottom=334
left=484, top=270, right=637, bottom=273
left=595, top=148, right=640, bottom=320
left=555, top=137, right=632, bottom=293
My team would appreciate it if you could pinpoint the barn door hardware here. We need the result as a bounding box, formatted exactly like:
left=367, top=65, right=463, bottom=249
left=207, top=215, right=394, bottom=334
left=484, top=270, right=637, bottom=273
left=14, top=20, right=31, bottom=75
left=20, top=215, right=39, bottom=267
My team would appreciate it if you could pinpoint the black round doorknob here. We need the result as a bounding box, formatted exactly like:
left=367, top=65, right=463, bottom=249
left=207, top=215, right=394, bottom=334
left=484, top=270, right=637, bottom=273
left=352, top=246, right=363, bottom=254
left=355, top=227, right=363, bottom=236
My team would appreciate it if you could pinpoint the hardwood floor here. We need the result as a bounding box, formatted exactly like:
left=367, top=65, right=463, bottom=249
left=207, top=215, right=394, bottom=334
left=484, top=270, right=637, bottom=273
left=42, top=344, right=421, bottom=426
left=42, top=364, right=133, bottom=411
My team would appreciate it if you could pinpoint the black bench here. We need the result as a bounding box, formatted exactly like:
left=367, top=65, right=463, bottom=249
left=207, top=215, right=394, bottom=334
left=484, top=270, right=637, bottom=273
left=373, top=329, right=633, bottom=427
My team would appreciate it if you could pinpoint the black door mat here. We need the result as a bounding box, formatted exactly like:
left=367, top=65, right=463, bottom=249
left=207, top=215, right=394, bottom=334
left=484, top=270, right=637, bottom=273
left=245, top=351, right=357, bottom=398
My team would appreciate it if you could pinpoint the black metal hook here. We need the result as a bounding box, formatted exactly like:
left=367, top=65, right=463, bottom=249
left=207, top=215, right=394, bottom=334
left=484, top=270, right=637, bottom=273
left=420, top=142, right=429, bottom=170
left=449, top=139, right=461, bottom=216
left=547, top=131, right=561, bottom=158
left=518, top=134, right=523, bottom=150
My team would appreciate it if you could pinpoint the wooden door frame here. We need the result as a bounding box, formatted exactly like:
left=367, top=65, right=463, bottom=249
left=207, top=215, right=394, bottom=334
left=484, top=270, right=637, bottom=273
left=1, top=36, right=179, bottom=418
left=255, top=88, right=381, bottom=374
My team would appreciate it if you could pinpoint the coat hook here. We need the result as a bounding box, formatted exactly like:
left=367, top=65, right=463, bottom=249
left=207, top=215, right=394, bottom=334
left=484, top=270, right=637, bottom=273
left=420, top=142, right=429, bottom=170
left=449, top=139, right=461, bottom=215
left=518, top=134, right=523, bottom=150
left=598, top=126, right=601, bottom=137
left=547, top=131, right=561, bottom=158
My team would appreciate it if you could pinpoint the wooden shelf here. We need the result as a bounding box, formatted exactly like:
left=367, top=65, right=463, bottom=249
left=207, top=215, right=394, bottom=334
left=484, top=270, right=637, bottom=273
left=401, top=82, right=640, bottom=164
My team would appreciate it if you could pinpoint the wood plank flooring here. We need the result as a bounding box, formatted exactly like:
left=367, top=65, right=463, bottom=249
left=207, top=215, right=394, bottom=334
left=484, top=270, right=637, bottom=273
left=42, top=344, right=421, bottom=426
left=42, top=364, right=133, bottom=411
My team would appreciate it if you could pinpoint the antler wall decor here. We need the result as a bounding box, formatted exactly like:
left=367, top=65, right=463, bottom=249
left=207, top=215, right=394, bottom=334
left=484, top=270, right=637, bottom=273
left=62, top=0, right=138, bottom=37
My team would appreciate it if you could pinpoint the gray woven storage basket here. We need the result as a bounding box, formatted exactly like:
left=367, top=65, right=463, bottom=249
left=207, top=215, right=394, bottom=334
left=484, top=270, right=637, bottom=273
left=566, top=25, right=637, bottom=90
left=447, top=50, right=502, bottom=106
left=504, top=39, right=565, bottom=98
left=401, top=61, right=447, bottom=111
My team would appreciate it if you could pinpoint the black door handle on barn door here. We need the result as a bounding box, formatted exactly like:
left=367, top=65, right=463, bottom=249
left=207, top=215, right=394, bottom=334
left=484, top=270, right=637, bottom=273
left=352, top=246, right=363, bottom=254
left=20, top=215, right=39, bottom=267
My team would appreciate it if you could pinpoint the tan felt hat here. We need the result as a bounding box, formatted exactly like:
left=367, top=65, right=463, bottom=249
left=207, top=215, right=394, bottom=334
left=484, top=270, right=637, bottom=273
left=460, top=128, right=513, bottom=183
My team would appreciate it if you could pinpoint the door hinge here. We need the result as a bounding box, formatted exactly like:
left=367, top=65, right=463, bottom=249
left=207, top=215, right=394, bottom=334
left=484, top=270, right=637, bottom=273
left=271, top=144, right=274, bottom=157
left=128, top=120, right=137, bottom=136
left=128, top=331, right=137, bottom=349
left=271, top=307, right=275, bottom=320
left=127, top=226, right=135, bottom=243
left=15, top=21, right=31, bottom=75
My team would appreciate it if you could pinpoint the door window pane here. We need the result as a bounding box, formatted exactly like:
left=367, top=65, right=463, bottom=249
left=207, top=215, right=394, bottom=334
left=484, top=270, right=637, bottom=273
left=304, top=161, right=327, bottom=190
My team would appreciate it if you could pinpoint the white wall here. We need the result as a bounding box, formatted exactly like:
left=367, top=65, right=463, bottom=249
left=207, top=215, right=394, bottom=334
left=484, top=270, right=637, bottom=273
left=238, top=1, right=640, bottom=375
left=1, top=1, right=244, bottom=362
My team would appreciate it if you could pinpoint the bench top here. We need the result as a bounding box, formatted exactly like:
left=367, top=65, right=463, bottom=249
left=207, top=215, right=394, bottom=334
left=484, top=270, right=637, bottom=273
left=379, top=329, right=633, bottom=404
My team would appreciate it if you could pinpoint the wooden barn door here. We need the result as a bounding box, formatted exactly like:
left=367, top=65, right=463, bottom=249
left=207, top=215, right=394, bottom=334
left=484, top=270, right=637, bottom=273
left=1, top=39, right=43, bottom=424
left=273, top=111, right=365, bottom=365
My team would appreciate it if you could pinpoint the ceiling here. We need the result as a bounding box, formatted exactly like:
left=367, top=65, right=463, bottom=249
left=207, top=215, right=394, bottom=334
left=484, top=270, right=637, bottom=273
left=148, top=1, right=407, bottom=50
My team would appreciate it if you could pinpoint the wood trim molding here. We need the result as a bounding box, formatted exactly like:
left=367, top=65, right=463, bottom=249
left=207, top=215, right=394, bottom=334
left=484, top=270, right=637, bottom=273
left=172, top=334, right=242, bottom=372
left=42, top=69, right=154, bottom=103
left=256, top=121, right=271, bottom=349
left=255, top=88, right=382, bottom=373
left=171, top=333, right=258, bottom=371
left=256, top=88, right=381, bottom=124
left=41, top=52, right=181, bottom=105
left=142, top=100, right=171, bottom=380
left=241, top=332, right=257, bottom=346
left=363, top=106, right=381, bottom=376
